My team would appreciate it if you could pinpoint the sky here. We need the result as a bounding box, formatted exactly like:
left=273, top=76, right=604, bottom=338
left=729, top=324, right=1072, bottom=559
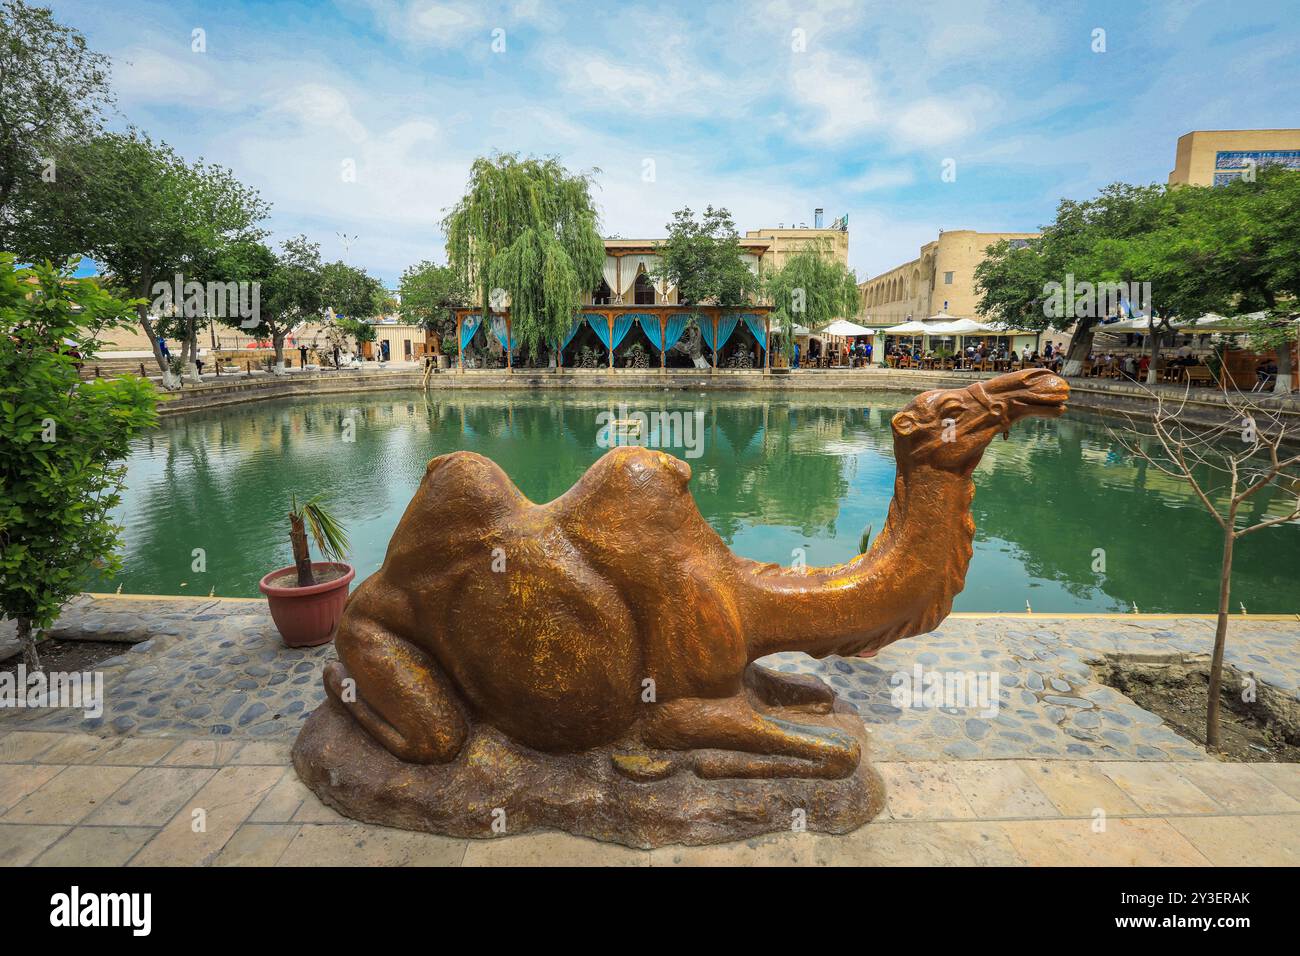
left=48, top=0, right=1300, bottom=287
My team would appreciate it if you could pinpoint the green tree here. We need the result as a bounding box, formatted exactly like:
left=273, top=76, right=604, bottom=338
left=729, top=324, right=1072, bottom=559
left=398, top=260, right=468, bottom=351
left=0, top=0, right=114, bottom=246
left=0, top=256, right=158, bottom=669
left=443, top=154, right=604, bottom=361
left=320, top=260, right=384, bottom=321
left=214, top=236, right=316, bottom=368
left=1211, top=169, right=1300, bottom=391
left=650, top=205, right=758, bottom=308
left=14, top=131, right=270, bottom=382
left=976, top=183, right=1166, bottom=375
left=763, top=238, right=859, bottom=361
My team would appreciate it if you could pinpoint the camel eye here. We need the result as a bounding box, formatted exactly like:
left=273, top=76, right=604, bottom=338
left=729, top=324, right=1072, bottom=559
left=940, top=402, right=963, bottom=417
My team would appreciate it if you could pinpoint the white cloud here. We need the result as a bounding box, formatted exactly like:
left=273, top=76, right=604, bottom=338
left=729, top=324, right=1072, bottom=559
left=270, top=84, right=370, bottom=144
left=846, top=166, right=915, bottom=193
left=352, top=0, right=492, bottom=47
left=790, top=52, right=880, bottom=141
left=114, top=47, right=223, bottom=106
left=892, top=91, right=998, bottom=148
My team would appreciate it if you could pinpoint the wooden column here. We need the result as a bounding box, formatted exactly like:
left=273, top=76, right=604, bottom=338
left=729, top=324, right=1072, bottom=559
left=660, top=314, right=667, bottom=372
left=711, top=313, right=718, bottom=370
left=456, top=313, right=464, bottom=372
left=607, top=313, right=614, bottom=369
left=505, top=315, right=513, bottom=373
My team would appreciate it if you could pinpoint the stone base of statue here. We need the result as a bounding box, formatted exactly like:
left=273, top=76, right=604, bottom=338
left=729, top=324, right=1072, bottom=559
left=292, top=697, right=885, bottom=849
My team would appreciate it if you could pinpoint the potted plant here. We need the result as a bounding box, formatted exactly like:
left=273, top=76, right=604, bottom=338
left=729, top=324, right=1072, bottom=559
left=258, top=494, right=354, bottom=647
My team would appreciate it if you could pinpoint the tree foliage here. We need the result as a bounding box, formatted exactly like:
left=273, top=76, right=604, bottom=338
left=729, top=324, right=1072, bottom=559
left=320, top=259, right=385, bottom=321
left=763, top=238, right=859, bottom=359
left=442, top=154, right=603, bottom=358
left=0, top=256, right=158, bottom=669
left=976, top=172, right=1300, bottom=386
left=650, top=205, right=758, bottom=308
left=398, top=260, right=468, bottom=346
left=0, top=0, right=114, bottom=246
left=12, top=130, right=269, bottom=378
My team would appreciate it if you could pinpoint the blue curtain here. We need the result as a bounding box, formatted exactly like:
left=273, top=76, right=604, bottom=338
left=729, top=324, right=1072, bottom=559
left=700, top=314, right=739, bottom=352
left=557, top=317, right=583, bottom=351
left=586, top=313, right=635, bottom=351
left=740, top=313, right=766, bottom=350
left=640, top=313, right=690, bottom=353
left=490, top=315, right=517, bottom=351
left=459, top=314, right=481, bottom=351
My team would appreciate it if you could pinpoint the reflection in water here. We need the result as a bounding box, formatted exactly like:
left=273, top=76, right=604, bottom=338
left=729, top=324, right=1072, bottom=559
left=105, top=389, right=1300, bottom=612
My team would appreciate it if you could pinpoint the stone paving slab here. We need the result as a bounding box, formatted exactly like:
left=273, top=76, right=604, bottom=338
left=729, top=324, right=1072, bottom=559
left=6, top=597, right=1298, bottom=764
left=1, top=732, right=1296, bottom=866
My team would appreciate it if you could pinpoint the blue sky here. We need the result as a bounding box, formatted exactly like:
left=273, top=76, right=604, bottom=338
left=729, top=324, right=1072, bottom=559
left=50, top=0, right=1300, bottom=286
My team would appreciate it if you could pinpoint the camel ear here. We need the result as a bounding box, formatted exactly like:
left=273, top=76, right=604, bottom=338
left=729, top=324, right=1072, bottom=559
left=892, top=411, right=919, bottom=436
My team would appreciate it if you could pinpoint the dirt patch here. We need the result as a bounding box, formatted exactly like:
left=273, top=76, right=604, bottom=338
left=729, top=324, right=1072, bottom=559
left=1, top=638, right=127, bottom=675
left=1093, top=658, right=1300, bottom=763
left=264, top=565, right=349, bottom=590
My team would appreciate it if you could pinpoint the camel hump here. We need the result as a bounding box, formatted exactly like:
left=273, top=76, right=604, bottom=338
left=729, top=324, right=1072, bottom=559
left=379, top=451, right=530, bottom=572
left=419, top=450, right=530, bottom=513
left=557, top=445, right=693, bottom=526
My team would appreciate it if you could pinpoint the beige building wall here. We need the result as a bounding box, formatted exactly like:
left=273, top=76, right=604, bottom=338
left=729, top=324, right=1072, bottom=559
left=857, top=229, right=1040, bottom=326
left=1168, top=129, right=1300, bottom=186
left=743, top=226, right=849, bottom=272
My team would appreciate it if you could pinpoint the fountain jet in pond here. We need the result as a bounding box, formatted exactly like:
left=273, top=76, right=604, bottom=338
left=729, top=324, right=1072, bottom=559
left=293, top=368, right=1070, bottom=847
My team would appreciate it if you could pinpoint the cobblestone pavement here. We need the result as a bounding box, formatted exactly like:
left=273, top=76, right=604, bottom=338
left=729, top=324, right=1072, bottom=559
left=1, top=729, right=1297, bottom=865
left=5, top=596, right=1296, bottom=764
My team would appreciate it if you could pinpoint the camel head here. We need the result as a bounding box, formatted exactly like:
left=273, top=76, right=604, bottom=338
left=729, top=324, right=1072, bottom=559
left=890, top=368, right=1069, bottom=474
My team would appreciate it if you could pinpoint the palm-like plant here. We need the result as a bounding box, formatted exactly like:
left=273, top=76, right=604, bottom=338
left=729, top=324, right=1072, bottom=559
left=288, top=493, right=350, bottom=587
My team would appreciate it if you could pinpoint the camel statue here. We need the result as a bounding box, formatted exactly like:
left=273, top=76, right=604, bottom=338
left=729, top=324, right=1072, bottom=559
left=316, top=368, right=1068, bottom=784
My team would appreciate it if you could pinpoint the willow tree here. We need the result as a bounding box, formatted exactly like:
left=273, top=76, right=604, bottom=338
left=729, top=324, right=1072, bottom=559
left=763, top=239, right=859, bottom=361
left=442, top=154, right=604, bottom=360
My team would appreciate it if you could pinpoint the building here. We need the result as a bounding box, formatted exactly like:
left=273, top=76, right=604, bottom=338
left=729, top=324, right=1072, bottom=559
left=744, top=209, right=849, bottom=272
left=857, top=229, right=1039, bottom=328
left=587, top=211, right=848, bottom=306
left=587, top=237, right=773, bottom=306
left=1168, top=129, right=1300, bottom=187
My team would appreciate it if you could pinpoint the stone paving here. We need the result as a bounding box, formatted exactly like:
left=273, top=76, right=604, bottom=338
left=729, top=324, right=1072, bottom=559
left=3, top=595, right=1299, bottom=865
left=772, top=614, right=1300, bottom=762
left=1, top=729, right=1297, bottom=865
left=6, top=596, right=1296, bottom=764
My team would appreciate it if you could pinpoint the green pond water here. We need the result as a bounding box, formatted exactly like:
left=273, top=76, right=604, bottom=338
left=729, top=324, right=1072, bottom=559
left=104, top=388, right=1300, bottom=613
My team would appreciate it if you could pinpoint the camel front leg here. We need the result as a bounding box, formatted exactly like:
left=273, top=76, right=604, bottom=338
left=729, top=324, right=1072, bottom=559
left=640, top=695, right=859, bottom=780
left=744, top=662, right=836, bottom=713
left=324, top=615, right=468, bottom=764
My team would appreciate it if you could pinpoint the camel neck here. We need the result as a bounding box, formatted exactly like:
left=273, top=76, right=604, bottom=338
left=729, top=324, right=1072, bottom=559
left=739, top=464, right=977, bottom=660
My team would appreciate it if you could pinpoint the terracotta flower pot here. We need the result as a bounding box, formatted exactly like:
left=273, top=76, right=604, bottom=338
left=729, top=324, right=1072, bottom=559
left=258, top=562, right=355, bottom=647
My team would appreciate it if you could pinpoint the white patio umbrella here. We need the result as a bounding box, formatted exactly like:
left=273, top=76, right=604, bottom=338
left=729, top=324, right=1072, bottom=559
left=882, top=320, right=930, bottom=334
left=823, top=319, right=875, bottom=337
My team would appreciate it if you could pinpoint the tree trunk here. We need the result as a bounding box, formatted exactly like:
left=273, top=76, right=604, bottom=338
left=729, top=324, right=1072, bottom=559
left=290, top=512, right=315, bottom=587
left=273, top=330, right=286, bottom=368
left=1145, top=324, right=1165, bottom=385
left=1274, top=341, right=1294, bottom=395
left=17, top=617, right=40, bottom=672
left=136, top=302, right=171, bottom=378
left=1061, top=320, right=1096, bottom=376
left=1206, top=526, right=1234, bottom=751
left=185, top=317, right=201, bottom=382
